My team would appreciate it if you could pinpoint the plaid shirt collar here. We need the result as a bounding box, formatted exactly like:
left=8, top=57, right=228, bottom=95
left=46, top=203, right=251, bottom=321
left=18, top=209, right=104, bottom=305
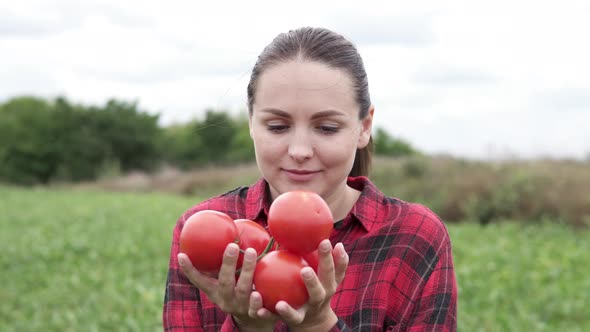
left=244, top=176, right=384, bottom=233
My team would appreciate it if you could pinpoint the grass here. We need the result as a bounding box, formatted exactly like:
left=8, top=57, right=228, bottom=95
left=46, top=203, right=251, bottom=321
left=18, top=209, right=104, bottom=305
left=1, top=186, right=588, bottom=331
left=0, top=185, right=197, bottom=332
left=451, top=222, right=589, bottom=331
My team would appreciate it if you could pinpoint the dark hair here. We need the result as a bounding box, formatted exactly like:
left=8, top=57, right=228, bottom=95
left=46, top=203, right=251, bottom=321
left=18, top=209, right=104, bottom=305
left=247, top=27, right=373, bottom=177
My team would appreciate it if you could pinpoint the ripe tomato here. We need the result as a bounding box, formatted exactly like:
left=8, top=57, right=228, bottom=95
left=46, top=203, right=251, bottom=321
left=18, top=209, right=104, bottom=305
left=234, top=219, right=275, bottom=270
left=179, top=210, right=239, bottom=273
left=268, top=190, right=333, bottom=255
left=302, top=249, right=319, bottom=273
left=253, top=250, right=309, bottom=313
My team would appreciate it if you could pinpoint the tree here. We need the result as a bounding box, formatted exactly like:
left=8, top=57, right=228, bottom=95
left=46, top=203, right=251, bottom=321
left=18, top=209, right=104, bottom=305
left=228, top=114, right=255, bottom=163
left=159, top=121, right=204, bottom=169
left=0, top=96, right=162, bottom=184
left=197, top=110, right=238, bottom=164
left=373, top=127, right=417, bottom=157
left=0, top=96, right=60, bottom=184
left=92, top=99, right=161, bottom=172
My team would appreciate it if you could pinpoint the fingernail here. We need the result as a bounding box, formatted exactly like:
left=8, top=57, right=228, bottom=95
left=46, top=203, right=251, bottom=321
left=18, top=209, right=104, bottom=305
left=226, top=245, right=238, bottom=257
left=336, top=243, right=347, bottom=257
left=320, top=240, right=331, bottom=253
left=276, top=301, right=288, bottom=313
left=302, top=268, right=314, bottom=280
left=245, top=248, right=257, bottom=261
left=177, top=254, right=185, bottom=266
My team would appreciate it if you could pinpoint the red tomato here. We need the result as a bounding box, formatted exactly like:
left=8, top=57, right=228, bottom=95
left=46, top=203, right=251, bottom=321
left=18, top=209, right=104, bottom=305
left=253, top=250, right=309, bottom=313
left=179, top=210, right=239, bottom=273
left=302, top=249, right=319, bottom=273
left=268, top=190, right=333, bottom=255
left=234, top=219, right=275, bottom=270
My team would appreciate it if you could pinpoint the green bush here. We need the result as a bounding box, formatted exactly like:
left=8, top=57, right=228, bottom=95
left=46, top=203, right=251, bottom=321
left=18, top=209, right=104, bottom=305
left=373, top=127, right=417, bottom=157
left=0, top=97, right=60, bottom=184
left=0, top=96, right=161, bottom=185
left=159, top=111, right=255, bottom=169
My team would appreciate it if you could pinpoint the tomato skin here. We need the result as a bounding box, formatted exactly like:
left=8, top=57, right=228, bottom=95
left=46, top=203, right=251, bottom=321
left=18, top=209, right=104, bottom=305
left=253, top=250, right=309, bottom=313
left=179, top=210, right=239, bottom=273
left=234, top=219, right=274, bottom=270
left=268, top=190, right=333, bottom=255
left=302, top=249, right=319, bottom=273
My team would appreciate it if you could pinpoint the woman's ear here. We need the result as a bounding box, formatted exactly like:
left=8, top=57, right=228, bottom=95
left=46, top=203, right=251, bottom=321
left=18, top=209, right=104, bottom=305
left=357, top=105, right=374, bottom=149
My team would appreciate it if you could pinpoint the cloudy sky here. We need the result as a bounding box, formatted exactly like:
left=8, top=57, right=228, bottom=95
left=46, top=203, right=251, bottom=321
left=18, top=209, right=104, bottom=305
left=1, top=0, right=588, bottom=160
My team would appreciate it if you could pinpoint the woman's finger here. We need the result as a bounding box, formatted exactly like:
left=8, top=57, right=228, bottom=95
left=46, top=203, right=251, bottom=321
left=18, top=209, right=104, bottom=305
left=333, top=242, right=349, bottom=284
left=249, top=291, right=280, bottom=320
left=275, top=301, right=305, bottom=325
left=217, top=243, right=240, bottom=300
left=177, top=253, right=218, bottom=294
left=317, top=240, right=336, bottom=289
left=248, top=291, right=264, bottom=318
left=301, top=267, right=326, bottom=306
left=235, top=248, right=257, bottom=303
left=256, top=308, right=277, bottom=321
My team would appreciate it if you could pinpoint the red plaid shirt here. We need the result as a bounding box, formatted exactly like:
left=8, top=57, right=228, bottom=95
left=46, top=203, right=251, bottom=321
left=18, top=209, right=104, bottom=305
left=163, top=176, right=457, bottom=331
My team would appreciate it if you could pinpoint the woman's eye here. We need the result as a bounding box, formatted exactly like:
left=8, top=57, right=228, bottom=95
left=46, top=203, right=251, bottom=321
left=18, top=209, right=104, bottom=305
left=267, top=125, right=289, bottom=133
left=318, top=125, right=339, bottom=134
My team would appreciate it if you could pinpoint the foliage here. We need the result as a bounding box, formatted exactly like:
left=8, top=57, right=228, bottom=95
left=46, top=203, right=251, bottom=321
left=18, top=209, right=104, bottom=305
left=370, top=156, right=590, bottom=228
left=0, top=186, right=588, bottom=331
left=89, top=99, right=162, bottom=172
left=158, top=121, right=205, bottom=169
left=373, top=127, right=417, bottom=157
left=0, top=96, right=58, bottom=184
left=0, top=96, right=161, bottom=184
left=197, top=110, right=240, bottom=164
left=228, top=114, right=256, bottom=163
left=159, top=111, right=255, bottom=169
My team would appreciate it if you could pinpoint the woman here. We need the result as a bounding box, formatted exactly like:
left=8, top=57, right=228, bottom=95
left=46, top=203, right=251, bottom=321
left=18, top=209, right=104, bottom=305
left=163, top=27, right=457, bottom=331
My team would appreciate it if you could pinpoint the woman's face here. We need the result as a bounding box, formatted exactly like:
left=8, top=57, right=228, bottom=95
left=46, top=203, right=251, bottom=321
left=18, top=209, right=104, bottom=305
left=250, top=60, right=373, bottom=202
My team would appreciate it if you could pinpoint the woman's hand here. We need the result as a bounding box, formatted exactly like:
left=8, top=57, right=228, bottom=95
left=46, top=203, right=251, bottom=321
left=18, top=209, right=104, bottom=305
left=248, top=240, right=349, bottom=331
left=178, top=243, right=277, bottom=331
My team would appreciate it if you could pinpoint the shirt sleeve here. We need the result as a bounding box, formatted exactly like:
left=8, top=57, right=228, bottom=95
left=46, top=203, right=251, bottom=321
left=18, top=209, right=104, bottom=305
left=163, top=211, right=229, bottom=331
left=162, top=214, right=201, bottom=331
left=401, top=224, right=458, bottom=332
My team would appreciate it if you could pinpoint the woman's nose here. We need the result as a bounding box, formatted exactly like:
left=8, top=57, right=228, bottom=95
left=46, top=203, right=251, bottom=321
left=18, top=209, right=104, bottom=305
left=287, top=131, right=314, bottom=162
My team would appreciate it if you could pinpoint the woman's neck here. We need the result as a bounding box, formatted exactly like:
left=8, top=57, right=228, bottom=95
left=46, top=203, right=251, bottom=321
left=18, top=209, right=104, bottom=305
left=325, top=184, right=361, bottom=223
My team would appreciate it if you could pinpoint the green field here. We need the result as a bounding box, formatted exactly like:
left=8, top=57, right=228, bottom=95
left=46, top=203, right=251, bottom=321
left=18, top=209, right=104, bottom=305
left=1, top=186, right=588, bottom=331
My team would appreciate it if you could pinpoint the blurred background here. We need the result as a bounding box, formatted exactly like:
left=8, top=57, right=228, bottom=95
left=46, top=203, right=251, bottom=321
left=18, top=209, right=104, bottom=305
left=1, top=0, right=589, bottom=331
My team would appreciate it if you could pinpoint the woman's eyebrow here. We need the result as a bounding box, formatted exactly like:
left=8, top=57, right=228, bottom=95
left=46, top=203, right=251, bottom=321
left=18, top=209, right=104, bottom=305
left=259, top=108, right=346, bottom=119
left=311, top=110, right=346, bottom=119
left=259, top=108, right=291, bottom=118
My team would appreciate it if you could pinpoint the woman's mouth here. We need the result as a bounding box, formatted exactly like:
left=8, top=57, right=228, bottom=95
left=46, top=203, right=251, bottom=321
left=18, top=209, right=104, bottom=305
left=282, top=169, right=320, bottom=182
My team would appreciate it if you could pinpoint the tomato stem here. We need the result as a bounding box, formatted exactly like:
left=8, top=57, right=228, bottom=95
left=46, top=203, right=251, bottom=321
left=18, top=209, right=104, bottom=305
left=257, top=237, right=276, bottom=261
